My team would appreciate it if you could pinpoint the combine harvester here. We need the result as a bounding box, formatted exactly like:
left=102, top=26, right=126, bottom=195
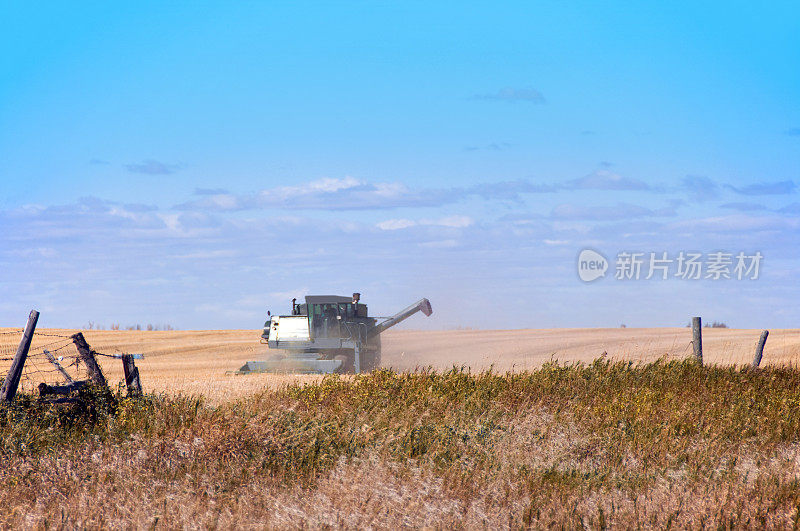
left=237, top=293, right=432, bottom=374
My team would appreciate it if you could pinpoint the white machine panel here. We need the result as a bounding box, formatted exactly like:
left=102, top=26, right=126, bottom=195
left=272, top=315, right=310, bottom=342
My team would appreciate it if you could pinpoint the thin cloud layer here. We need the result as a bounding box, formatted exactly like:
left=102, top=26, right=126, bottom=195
left=3, top=187, right=799, bottom=329
left=668, top=213, right=800, bottom=234
left=728, top=180, right=796, bottom=195
left=550, top=202, right=677, bottom=221
left=376, top=216, right=473, bottom=231
left=719, top=202, right=768, bottom=212
left=176, top=177, right=454, bottom=211
left=681, top=175, right=720, bottom=202
left=565, top=170, right=651, bottom=191
left=124, top=159, right=182, bottom=175
left=175, top=177, right=561, bottom=212
left=194, top=188, right=229, bottom=195
left=464, top=142, right=512, bottom=152
left=779, top=203, right=800, bottom=214
left=471, top=87, right=546, bottom=103
left=172, top=173, right=800, bottom=214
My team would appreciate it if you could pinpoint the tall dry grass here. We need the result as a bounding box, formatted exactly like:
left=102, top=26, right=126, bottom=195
left=2, top=360, right=800, bottom=527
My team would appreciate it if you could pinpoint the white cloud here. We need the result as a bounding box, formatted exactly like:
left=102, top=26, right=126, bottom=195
left=668, top=214, right=800, bottom=233
left=429, top=215, right=473, bottom=228
left=4, top=179, right=800, bottom=330
left=5, top=247, right=58, bottom=258
left=175, top=176, right=562, bottom=213
left=272, top=176, right=365, bottom=197
left=205, top=194, right=241, bottom=210
left=419, top=239, right=459, bottom=248
left=270, top=288, right=309, bottom=300
left=177, top=177, right=446, bottom=211
left=376, top=216, right=473, bottom=230
left=172, top=250, right=238, bottom=259
left=377, top=219, right=417, bottom=230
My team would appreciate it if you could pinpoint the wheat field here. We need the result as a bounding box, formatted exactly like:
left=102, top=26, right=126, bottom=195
left=2, top=326, right=800, bottom=403
left=3, top=327, right=800, bottom=527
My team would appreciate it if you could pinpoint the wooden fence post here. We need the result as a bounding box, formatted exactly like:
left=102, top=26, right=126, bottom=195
left=0, top=310, right=40, bottom=401
left=121, top=354, right=142, bottom=396
left=692, top=316, right=703, bottom=366
left=752, top=330, right=769, bottom=368
left=71, top=332, right=109, bottom=389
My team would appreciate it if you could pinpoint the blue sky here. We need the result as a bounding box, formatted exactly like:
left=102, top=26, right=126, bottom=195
left=1, top=2, right=798, bottom=330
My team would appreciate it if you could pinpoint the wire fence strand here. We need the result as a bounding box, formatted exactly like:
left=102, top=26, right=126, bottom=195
left=0, top=331, right=94, bottom=392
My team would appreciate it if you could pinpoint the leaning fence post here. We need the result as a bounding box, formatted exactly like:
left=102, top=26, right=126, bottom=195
left=121, top=354, right=142, bottom=396
left=692, top=316, right=703, bottom=366
left=0, top=310, right=40, bottom=401
left=71, top=332, right=109, bottom=389
left=752, top=330, right=769, bottom=368
left=43, top=349, right=75, bottom=384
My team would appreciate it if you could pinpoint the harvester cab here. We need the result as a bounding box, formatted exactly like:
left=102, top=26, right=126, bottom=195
left=237, top=293, right=432, bottom=374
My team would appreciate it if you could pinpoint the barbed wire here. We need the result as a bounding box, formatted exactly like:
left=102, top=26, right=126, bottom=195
left=35, top=338, right=74, bottom=351
left=33, top=332, right=74, bottom=338
left=93, top=350, right=124, bottom=358
left=0, top=330, right=72, bottom=338
left=0, top=333, right=86, bottom=391
left=0, top=327, right=148, bottom=397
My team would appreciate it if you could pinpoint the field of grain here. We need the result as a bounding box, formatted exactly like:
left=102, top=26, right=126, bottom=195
left=2, top=326, right=800, bottom=403
left=3, top=327, right=800, bottom=526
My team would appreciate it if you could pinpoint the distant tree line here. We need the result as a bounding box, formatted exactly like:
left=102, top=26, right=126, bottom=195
left=84, top=322, right=176, bottom=331
left=685, top=320, right=728, bottom=328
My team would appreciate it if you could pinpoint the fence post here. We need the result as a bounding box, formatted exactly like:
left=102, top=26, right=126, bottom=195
left=692, top=316, right=703, bottom=366
left=71, top=332, right=109, bottom=389
left=752, top=330, right=769, bottom=368
left=121, top=354, right=142, bottom=396
left=0, top=310, right=40, bottom=401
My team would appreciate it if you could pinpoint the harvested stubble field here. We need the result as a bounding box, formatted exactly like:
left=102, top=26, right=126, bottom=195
left=3, top=326, right=800, bottom=403
left=2, top=328, right=800, bottom=527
